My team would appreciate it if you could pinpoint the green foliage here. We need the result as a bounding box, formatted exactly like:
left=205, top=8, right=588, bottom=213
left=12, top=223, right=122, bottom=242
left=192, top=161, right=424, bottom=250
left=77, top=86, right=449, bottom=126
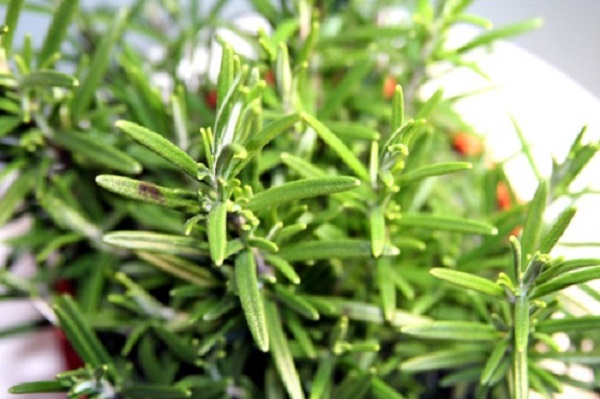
left=0, top=1, right=599, bottom=399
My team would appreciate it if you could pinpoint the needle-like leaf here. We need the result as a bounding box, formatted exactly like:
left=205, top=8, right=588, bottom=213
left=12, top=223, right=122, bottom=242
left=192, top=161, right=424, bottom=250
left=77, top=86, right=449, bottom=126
left=399, top=162, right=472, bottom=183
left=103, top=231, right=207, bottom=256
left=538, top=206, right=576, bottom=254
left=96, top=175, right=199, bottom=212
left=116, top=120, right=198, bottom=178
left=265, top=300, right=305, bottom=399
left=302, top=113, right=370, bottom=181
left=207, top=202, right=228, bottom=266
left=19, top=70, right=78, bottom=89
left=53, top=130, right=142, bottom=174
left=246, top=176, right=360, bottom=212
left=376, top=257, right=396, bottom=321
left=532, top=266, right=600, bottom=298
left=399, top=214, right=497, bottom=235
left=520, top=180, right=548, bottom=264
left=370, top=205, right=386, bottom=258
left=280, top=240, right=399, bottom=262
left=401, top=348, right=487, bottom=372
left=236, top=249, right=269, bottom=352
left=37, top=0, right=79, bottom=65
left=430, top=268, right=504, bottom=297
left=481, top=339, right=509, bottom=385
left=71, top=7, right=129, bottom=121
left=402, top=321, right=499, bottom=341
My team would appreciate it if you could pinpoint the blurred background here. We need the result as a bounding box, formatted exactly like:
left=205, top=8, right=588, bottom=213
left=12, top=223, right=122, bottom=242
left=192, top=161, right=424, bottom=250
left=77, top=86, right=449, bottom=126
left=2, top=1, right=600, bottom=98
left=470, top=0, right=600, bottom=99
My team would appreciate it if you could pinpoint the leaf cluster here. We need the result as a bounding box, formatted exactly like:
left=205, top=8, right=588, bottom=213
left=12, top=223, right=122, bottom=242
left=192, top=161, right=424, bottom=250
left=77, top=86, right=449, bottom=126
left=0, top=1, right=598, bottom=399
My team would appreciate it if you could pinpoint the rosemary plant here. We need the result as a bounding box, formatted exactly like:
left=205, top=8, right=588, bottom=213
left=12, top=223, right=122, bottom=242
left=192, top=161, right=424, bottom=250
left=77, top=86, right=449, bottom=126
left=0, top=1, right=599, bottom=398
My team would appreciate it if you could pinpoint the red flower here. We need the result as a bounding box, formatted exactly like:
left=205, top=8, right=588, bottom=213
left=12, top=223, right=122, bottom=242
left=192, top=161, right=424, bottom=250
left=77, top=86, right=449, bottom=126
left=496, top=181, right=512, bottom=211
left=383, top=75, right=397, bottom=99
left=452, top=132, right=483, bottom=157
left=264, top=69, right=276, bottom=86
left=205, top=90, right=218, bottom=109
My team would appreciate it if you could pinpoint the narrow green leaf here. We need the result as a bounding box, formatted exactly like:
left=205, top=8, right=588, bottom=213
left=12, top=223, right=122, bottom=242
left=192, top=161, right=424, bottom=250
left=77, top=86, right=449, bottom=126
left=41, top=195, right=102, bottom=241
left=537, top=316, right=600, bottom=334
left=532, top=266, right=600, bottom=298
left=53, top=130, right=142, bottom=174
left=20, top=70, right=78, bottom=89
left=481, top=339, right=509, bottom=385
left=245, top=113, right=301, bottom=153
left=207, top=202, right=228, bottom=266
left=0, top=170, right=33, bottom=225
left=71, top=8, right=129, bottom=121
left=324, top=121, right=380, bottom=141
left=265, top=254, right=301, bottom=284
left=399, top=162, right=472, bottom=183
left=510, top=236, right=523, bottom=284
left=370, top=377, right=406, bottom=399
left=121, top=322, right=149, bottom=356
left=399, top=214, right=497, bottom=235
left=0, top=116, right=22, bottom=138
left=370, top=205, right=386, bottom=258
left=514, top=296, right=529, bottom=353
left=2, top=0, right=25, bottom=54
left=377, top=257, right=396, bottom=321
left=137, top=252, right=217, bottom=288
left=273, top=285, right=319, bottom=320
left=430, top=268, right=504, bottom=297
left=265, top=300, right=305, bottom=399
left=520, top=180, right=548, bottom=263
left=120, top=384, right=191, bottom=399
left=456, top=18, right=543, bottom=54
left=153, top=325, right=197, bottom=364
left=276, top=43, right=292, bottom=103
left=309, top=357, right=335, bottom=399
left=280, top=240, right=399, bottom=262
left=248, top=236, right=279, bottom=253
left=287, top=312, right=316, bottom=358
left=96, top=175, right=198, bottom=212
left=217, top=44, right=234, bottom=111
left=539, top=206, right=576, bottom=254
left=514, top=348, right=529, bottom=399
left=116, top=120, right=197, bottom=178
left=402, top=321, right=499, bottom=341
left=537, top=258, right=600, bottom=284
left=537, top=351, right=600, bottom=365
left=334, top=372, right=372, bottom=399
left=247, top=176, right=360, bottom=211
left=319, top=60, right=372, bottom=120
left=103, top=231, right=207, bottom=256
left=9, top=381, right=67, bottom=394
left=302, top=113, right=370, bottom=180
left=38, top=0, right=79, bottom=64
left=54, top=295, right=114, bottom=375
left=276, top=223, right=308, bottom=243
left=280, top=152, right=326, bottom=178
left=391, top=85, right=405, bottom=133
left=401, top=348, right=487, bottom=372
left=236, top=249, right=269, bottom=352
left=309, top=297, right=429, bottom=326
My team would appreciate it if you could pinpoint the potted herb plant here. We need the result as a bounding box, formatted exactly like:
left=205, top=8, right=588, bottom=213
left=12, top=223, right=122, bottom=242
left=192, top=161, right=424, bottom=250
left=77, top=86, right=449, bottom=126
left=0, top=1, right=599, bottom=398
